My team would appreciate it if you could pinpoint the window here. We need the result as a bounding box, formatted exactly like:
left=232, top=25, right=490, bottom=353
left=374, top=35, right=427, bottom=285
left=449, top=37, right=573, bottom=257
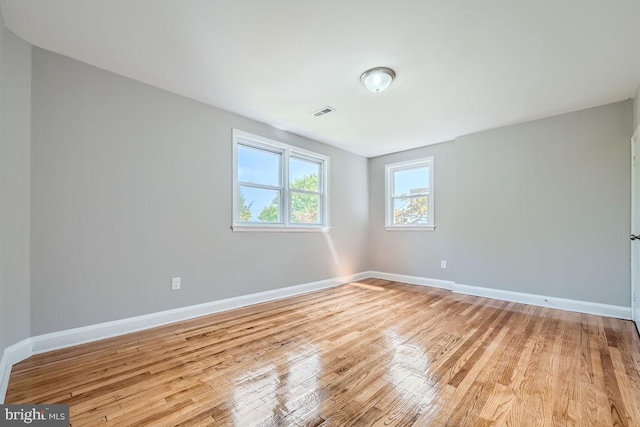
left=385, top=157, right=434, bottom=230
left=232, top=129, right=329, bottom=231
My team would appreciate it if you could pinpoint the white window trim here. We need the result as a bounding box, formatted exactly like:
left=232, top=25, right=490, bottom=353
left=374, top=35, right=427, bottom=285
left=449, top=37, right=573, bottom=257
left=232, top=129, right=330, bottom=232
left=384, top=156, right=435, bottom=231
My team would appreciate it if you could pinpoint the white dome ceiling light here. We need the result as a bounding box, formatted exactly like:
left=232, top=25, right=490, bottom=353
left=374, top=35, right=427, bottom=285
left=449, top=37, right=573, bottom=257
left=360, top=67, right=396, bottom=93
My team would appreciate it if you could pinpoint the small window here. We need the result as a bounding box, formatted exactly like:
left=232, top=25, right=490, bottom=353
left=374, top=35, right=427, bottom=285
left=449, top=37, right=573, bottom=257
left=233, top=129, right=329, bottom=232
left=385, top=157, right=434, bottom=230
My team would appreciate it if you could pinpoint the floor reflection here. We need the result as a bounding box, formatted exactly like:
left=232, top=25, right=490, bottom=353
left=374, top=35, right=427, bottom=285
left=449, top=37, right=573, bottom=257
left=385, top=330, right=437, bottom=401
left=231, top=346, right=323, bottom=425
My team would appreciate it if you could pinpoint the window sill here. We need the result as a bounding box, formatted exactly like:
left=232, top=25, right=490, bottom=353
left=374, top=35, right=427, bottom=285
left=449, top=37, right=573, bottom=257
left=232, top=225, right=331, bottom=233
left=385, top=225, right=435, bottom=231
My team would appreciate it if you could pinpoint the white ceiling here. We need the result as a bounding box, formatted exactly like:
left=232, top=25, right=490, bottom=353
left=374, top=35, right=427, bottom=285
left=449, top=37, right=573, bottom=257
left=2, top=1, right=640, bottom=157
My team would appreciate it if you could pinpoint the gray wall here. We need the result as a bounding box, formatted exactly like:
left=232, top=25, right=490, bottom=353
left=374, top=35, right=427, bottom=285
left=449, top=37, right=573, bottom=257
left=0, top=21, right=31, bottom=352
left=455, top=102, right=631, bottom=306
left=31, top=48, right=369, bottom=335
left=14, top=41, right=640, bottom=338
left=370, top=101, right=632, bottom=307
left=369, top=141, right=455, bottom=280
left=634, top=84, right=640, bottom=131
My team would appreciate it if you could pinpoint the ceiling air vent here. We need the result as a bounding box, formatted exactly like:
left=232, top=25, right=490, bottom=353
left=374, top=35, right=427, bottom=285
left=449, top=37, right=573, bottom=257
left=311, top=106, right=335, bottom=117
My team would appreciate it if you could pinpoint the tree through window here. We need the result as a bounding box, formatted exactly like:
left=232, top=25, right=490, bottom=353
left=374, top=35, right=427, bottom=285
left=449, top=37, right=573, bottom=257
left=385, top=157, right=434, bottom=230
left=233, top=130, right=329, bottom=231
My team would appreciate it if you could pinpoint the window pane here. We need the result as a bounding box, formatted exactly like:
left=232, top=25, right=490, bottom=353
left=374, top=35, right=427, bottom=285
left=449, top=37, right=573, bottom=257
left=393, top=167, right=428, bottom=196
left=238, top=186, right=281, bottom=223
left=290, top=157, right=320, bottom=192
left=290, top=192, right=320, bottom=224
left=238, top=145, right=281, bottom=186
left=393, top=196, right=430, bottom=225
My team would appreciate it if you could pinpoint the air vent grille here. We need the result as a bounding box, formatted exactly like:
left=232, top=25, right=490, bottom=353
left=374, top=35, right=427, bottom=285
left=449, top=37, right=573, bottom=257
left=311, top=106, right=335, bottom=117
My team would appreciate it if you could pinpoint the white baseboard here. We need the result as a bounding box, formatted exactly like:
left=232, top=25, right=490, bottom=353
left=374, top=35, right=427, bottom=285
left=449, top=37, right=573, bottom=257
left=367, top=271, right=454, bottom=290
left=0, top=338, right=33, bottom=404
left=366, top=270, right=630, bottom=319
left=452, top=282, right=631, bottom=319
left=31, top=272, right=369, bottom=354
left=1, top=270, right=631, bottom=403
left=0, top=271, right=369, bottom=403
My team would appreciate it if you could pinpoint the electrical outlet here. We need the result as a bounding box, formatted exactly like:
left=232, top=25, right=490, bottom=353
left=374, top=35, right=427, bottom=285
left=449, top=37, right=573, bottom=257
left=440, top=260, right=447, bottom=269
left=171, top=277, right=181, bottom=290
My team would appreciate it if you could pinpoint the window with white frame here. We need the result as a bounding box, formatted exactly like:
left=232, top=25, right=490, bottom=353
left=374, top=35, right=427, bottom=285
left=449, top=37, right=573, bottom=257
left=385, top=157, right=434, bottom=230
left=232, top=129, right=329, bottom=231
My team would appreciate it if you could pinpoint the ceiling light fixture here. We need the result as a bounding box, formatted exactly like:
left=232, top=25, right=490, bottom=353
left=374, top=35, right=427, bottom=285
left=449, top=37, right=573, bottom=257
left=360, top=67, right=396, bottom=93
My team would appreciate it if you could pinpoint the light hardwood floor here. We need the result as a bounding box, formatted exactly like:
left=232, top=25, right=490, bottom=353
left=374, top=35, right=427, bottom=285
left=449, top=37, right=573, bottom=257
left=6, top=279, right=640, bottom=426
